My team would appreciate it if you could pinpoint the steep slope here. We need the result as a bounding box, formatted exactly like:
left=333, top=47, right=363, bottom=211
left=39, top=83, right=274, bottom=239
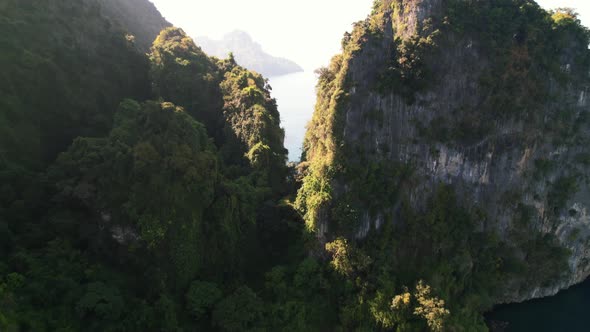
left=0, top=0, right=295, bottom=329
left=298, top=0, right=590, bottom=321
left=150, top=28, right=288, bottom=190
left=197, top=30, right=304, bottom=77
left=100, top=0, right=171, bottom=52
left=0, top=3, right=295, bottom=329
left=0, top=0, right=152, bottom=169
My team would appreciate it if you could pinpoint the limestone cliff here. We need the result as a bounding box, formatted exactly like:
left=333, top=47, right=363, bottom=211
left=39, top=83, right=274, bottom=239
left=298, top=0, right=590, bottom=303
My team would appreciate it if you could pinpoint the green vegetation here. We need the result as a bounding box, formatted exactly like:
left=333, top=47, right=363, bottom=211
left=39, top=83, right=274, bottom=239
left=534, top=158, right=556, bottom=179
left=150, top=28, right=287, bottom=191
left=149, top=27, right=222, bottom=139
left=218, top=55, right=288, bottom=190
left=378, top=18, right=442, bottom=103
left=0, top=4, right=298, bottom=330
left=0, top=0, right=586, bottom=331
left=296, top=0, right=582, bottom=330
left=548, top=176, right=579, bottom=215
left=0, top=0, right=151, bottom=169
left=386, top=1, right=590, bottom=145
left=185, top=281, right=222, bottom=320
left=415, top=112, right=493, bottom=145
left=447, top=1, right=590, bottom=119
left=51, top=100, right=249, bottom=286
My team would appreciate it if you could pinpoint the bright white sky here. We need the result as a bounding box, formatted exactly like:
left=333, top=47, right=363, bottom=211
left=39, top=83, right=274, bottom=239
left=150, top=0, right=590, bottom=71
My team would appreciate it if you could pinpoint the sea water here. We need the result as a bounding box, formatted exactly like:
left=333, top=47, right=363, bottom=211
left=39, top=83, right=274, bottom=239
left=486, top=278, right=590, bottom=331
left=268, top=71, right=317, bottom=162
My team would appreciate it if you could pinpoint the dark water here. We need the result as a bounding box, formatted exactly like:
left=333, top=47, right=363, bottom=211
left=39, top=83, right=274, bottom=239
left=268, top=71, right=317, bottom=162
left=486, top=278, right=590, bottom=331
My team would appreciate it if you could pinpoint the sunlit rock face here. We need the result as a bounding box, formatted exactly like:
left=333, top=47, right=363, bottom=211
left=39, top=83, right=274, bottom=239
left=302, top=0, right=590, bottom=303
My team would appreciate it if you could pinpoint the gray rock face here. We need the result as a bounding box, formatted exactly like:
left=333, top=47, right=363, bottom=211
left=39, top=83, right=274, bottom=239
left=314, top=0, right=590, bottom=303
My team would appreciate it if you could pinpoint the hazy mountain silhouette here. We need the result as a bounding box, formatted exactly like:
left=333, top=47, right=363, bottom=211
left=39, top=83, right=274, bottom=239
left=197, top=30, right=303, bottom=77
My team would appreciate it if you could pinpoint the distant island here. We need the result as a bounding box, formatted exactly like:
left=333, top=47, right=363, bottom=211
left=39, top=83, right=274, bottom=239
left=197, top=30, right=303, bottom=77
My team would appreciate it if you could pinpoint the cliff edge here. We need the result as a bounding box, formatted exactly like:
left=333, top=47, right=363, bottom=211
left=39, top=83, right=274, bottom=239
left=298, top=0, right=590, bottom=306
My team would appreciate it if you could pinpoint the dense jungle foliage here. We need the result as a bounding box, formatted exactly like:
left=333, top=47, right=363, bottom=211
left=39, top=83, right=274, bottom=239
left=0, top=1, right=298, bottom=330
left=0, top=0, right=152, bottom=169
left=1, top=0, right=589, bottom=331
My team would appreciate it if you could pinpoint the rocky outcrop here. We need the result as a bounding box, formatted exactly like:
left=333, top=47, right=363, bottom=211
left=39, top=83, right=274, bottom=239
left=300, top=0, right=590, bottom=303
left=197, top=30, right=303, bottom=77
